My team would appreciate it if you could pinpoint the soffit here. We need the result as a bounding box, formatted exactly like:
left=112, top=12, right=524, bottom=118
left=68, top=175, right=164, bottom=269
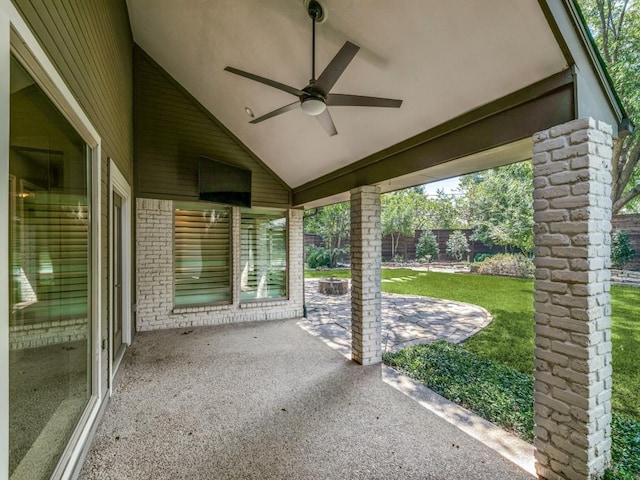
left=126, top=0, right=567, bottom=189
left=302, top=139, right=534, bottom=208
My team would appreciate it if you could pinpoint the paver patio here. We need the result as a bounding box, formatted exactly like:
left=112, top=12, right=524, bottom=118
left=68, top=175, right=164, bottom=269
left=300, top=278, right=492, bottom=358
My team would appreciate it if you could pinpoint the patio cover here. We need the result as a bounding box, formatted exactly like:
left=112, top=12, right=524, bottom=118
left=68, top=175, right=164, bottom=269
left=126, top=0, right=629, bottom=206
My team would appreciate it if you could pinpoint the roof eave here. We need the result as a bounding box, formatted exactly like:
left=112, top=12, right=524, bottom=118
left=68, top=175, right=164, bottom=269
left=562, top=0, right=634, bottom=135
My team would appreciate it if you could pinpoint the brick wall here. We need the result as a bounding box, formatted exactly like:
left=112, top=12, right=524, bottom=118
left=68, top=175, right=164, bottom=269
left=136, top=198, right=303, bottom=331
left=9, top=318, right=88, bottom=350
left=532, top=118, right=613, bottom=480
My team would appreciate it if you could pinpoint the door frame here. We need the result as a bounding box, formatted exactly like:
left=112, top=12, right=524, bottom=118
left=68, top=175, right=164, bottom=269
left=108, top=158, right=131, bottom=394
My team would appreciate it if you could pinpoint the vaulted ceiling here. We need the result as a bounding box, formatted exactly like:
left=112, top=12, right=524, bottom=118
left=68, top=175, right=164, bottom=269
left=125, top=0, right=620, bottom=206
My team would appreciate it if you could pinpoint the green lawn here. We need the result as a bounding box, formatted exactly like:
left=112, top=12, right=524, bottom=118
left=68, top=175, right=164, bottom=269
left=305, top=268, right=640, bottom=420
left=611, top=286, right=640, bottom=419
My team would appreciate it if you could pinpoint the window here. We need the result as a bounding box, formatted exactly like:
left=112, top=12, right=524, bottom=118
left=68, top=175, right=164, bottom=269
left=9, top=54, right=92, bottom=479
left=174, top=203, right=231, bottom=306
left=240, top=209, right=287, bottom=300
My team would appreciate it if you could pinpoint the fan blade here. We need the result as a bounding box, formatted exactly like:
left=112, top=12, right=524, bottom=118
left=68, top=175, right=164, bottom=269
left=249, top=101, right=300, bottom=124
left=327, top=94, right=402, bottom=108
left=315, top=109, right=338, bottom=137
left=314, top=42, right=360, bottom=95
left=224, top=67, right=304, bottom=97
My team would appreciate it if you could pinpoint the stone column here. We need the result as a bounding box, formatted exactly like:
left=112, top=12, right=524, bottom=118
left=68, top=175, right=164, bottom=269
left=350, top=186, right=382, bottom=365
left=532, top=118, right=613, bottom=480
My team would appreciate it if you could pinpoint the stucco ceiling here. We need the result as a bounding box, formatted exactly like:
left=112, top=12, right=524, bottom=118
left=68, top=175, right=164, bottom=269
left=126, top=0, right=568, bottom=190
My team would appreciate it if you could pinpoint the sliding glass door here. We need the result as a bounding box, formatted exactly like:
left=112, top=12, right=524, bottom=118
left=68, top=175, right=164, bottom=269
left=9, top=54, right=92, bottom=480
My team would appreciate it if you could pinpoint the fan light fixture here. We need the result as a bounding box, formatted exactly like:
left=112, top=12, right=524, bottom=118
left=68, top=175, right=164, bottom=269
left=301, top=97, right=326, bottom=116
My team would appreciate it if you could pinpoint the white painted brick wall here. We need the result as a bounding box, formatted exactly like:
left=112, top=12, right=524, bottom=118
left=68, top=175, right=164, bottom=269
left=9, top=317, right=88, bottom=350
left=532, top=118, right=613, bottom=480
left=350, top=186, right=382, bottom=365
left=136, top=199, right=303, bottom=331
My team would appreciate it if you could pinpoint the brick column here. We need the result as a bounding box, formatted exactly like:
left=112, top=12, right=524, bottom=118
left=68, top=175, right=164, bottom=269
left=232, top=207, right=241, bottom=305
left=288, top=209, right=304, bottom=308
left=350, top=186, right=382, bottom=365
left=532, top=118, right=613, bottom=480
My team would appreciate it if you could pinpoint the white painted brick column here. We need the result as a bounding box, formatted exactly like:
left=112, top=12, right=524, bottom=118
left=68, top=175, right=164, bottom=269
left=350, top=186, right=382, bottom=365
left=232, top=207, right=241, bottom=305
left=532, top=118, right=613, bottom=480
left=288, top=209, right=304, bottom=308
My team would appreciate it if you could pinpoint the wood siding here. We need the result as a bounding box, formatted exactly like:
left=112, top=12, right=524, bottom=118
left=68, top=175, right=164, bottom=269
left=134, top=47, right=290, bottom=207
left=12, top=0, right=134, bottom=182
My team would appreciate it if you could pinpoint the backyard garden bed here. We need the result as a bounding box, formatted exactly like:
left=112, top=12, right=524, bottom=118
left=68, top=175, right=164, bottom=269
left=384, top=342, right=640, bottom=480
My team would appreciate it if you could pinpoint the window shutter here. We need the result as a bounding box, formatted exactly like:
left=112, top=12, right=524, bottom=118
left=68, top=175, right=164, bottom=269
left=174, top=204, right=231, bottom=306
left=12, top=192, right=89, bottom=322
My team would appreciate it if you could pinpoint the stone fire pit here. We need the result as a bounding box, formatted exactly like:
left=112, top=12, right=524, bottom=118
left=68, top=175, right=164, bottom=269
left=318, top=278, right=349, bottom=295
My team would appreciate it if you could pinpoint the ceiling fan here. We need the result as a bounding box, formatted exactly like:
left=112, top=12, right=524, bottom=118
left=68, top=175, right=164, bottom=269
left=224, top=0, right=402, bottom=137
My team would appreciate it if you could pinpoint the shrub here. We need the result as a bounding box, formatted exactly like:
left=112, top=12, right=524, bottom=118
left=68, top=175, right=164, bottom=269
left=611, top=230, right=636, bottom=270
left=474, top=253, right=494, bottom=263
left=416, top=230, right=438, bottom=261
left=305, top=244, right=350, bottom=269
left=393, top=254, right=404, bottom=264
left=305, top=245, right=330, bottom=269
left=477, top=253, right=534, bottom=278
left=446, top=230, right=470, bottom=261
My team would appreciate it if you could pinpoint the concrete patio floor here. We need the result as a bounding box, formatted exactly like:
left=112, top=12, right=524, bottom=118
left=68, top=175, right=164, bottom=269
left=80, top=319, right=534, bottom=479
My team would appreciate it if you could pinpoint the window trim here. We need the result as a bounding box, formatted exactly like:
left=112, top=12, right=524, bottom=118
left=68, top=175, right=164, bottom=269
left=1, top=10, right=10, bottom=478
left=239, top=207, right=288, bottom=303
left=109, top=159, right=132, bottom=395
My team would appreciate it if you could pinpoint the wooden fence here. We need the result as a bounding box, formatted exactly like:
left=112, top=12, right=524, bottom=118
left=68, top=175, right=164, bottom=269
left=304, top=229, right=503, bottom=263
left=305, top=215, right=639, bottom=269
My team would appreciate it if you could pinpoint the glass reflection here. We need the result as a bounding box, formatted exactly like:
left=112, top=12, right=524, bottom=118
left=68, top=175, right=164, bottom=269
left=9, top=55, right=91, bottom=479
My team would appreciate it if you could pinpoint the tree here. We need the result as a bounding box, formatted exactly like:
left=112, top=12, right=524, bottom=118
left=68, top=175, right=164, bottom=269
left=381, top=188, right=428, bottom=259
left=578, top=0, right=640, bottom=213
left=416, top=230, right=439, bottom=261
left=304, top=202, right=350, bottom=268
left=423, top=189, right=467, bottom=230
left=459, top=161, right=534, bottom=254
left=446, top=230, right=470, bottom=261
